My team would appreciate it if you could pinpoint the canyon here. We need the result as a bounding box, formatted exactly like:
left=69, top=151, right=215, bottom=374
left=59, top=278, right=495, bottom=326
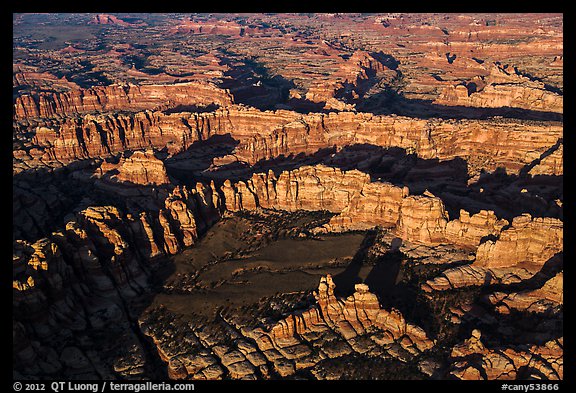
left=13, top=13, right=562, bottom=382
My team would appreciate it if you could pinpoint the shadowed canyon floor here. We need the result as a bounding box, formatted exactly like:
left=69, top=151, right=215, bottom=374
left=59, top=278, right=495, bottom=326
left=157, top=213, right=367, bottom=315
left=13, top=13, right=562, bottom=381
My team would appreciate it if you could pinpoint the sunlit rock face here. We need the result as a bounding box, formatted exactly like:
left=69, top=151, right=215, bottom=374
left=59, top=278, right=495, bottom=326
left=102, top=149, right=171, bottom=186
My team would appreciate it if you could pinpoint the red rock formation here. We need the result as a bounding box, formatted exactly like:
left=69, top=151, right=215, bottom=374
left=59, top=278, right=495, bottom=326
left=59, top=45, right=85, bottom=54
left=55, top=220, right=118, bottom=293
left=13, top=178, right=224, bottom=369
left=77, top=180, right=220, bottom=260
left=243, top=275, right=433, bottom=375
left=423, top=214, right=563, bottom=291
left=326, top=180, right=409, bottom=231
left=222, top=165, right=370, bottom=213
left=16, top=106, right=562, bottom=181
left=13, top=82, right=234, bottom=121
left=164, top=191, right=198, bottom=248
left=222, top=165, right=423, bottom=235
left=13, top=239, right=65, bottom=305
left=75, top=206, right=149, bottom=292
left=444, top=209, right=509, bottom=250
left=13, top=207, right=180, bottom=378
left=396, top=193, right=449, bottom=244
left=89, top=14, right=144, bottom=27
left=13, top=69, right=81, bottom=91
left=242, top=109, right=560, bottom=177
left=305, top=50, right=397, bottom=108
left=129, top=212, right=163, bottom=260
left=169, top=18, right=245, bottom=36
left=104, top=149, right=171, bottom=186
left=314, top=275, right=432, bottom=350
left=12, top=12, right=563, bottom=381
left=434, top=64, right=563, bottom=114
left=157, top=210, right=180, bottom=255
left=449, top=330, right=562, bottom=380
left=167, top=16, right=287, bottom=38
left=488, top=271, right=563, bottom=314
left=13, top=234, right=103, bottom=359
left=157, top=184, right=222, bottom=254
left=139, top=308, right=227, bottom=380
left=474, top=214, right=563, bottom=269
left=220, top=164, right=517, bottom=250
left=528, top=143, right=563, bottom=176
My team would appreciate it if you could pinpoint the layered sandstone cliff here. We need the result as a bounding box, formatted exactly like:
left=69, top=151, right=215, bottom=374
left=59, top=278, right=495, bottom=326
left=16, top=106, right=563, bottom=181
left=14, top=180, right=222, bottom=300
left=449, top=330, right=562, bottom=380
left=423, top=214, right=563, bottom=291
left=488, top=272, right=563, bottom=315
left=168, top=17, right=269, bottom=36
left=434, top=64, right=563, bottom=114
left=220, top=165, right=514, bottom=250
left=13, top=176, right=224, bottom=378
left=140, top=275, right=434, bottom=380
left=255, top=275, right=434, bottom=352
left=100, top=149, right=171, bottom=186
left=474, top=214, right=562, bottom=269
left=13, top=69, right=81, bottom=92
left=305, top=50, right=397, bottom=108
left=89, top=14, right=145, bottom=27
left=13, top=82, right=234, bottom=121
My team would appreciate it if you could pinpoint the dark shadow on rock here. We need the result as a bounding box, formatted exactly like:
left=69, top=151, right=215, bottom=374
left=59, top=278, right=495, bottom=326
left=51, top=210, right=172, bottom=379
left=163, top=133, right=240, bottom=186
left=219, top=51, right=404, bottom=115
left=197, top=142, right=561, bottom=222
left=488, top=252, right=563, bottom=294
left=357, top=89, right=563, bottom=122
left=445, top=52, right=457, bottom=64
left=13, top=159, right=102, bottom=242
left=284, top=97, right=329, bottom=114
left=452, top=252, right=564, bottom=349
left=518, top=137, right=563, bottom=177
left=479, top=233, right=499, bottom=244
left=219, top=57, right=298, bottom=111
left=370, top=51, right=400, bottom=70
left=471, top=165, right=563, bottom=220
left=163, top=103, right=220, bottom=114
left=364, top=237, right=403, bottom=300
left=15, top=135, right=562, bottom=247
left=359, top=240, right=448, bottom=340
left=390, top=236, right=402, bottom=252
left=332, top=229, right=377, bottom=297
left=516, top=365, right=550, bottom=380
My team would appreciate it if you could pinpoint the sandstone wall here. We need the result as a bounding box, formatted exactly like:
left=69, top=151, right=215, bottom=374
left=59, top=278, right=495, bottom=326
left=434, top=65, right=563, bottom=114
left=18, top=107, right=563, bottom=179
left=220, top=164, right=518, bottom=250
left=14, top=82, right=234, bottom=121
